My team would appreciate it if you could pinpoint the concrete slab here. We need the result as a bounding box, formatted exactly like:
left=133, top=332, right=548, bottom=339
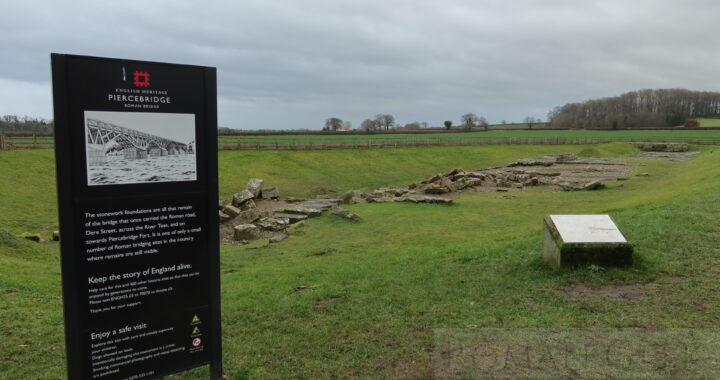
left=550, top=214, right=627, bottom=243
left=543, top=214, right=633, bottom=268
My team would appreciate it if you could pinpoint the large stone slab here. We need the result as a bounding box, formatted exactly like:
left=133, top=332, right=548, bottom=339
left=543, top=214, right=633, bottom=268
left=232, top=189, right=255, bottom=207
left=246, top=178, right=264, bottom=197
left=278, top=204, right=324, bottom=217
left=234, top=224, right=259, bottom=241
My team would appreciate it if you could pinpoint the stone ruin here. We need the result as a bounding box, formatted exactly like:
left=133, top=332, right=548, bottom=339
left=219, top=153, right=631, bottom=245
left=219, top=178, right=361, bottom=245
left=343, top=152, right=631, bottom=204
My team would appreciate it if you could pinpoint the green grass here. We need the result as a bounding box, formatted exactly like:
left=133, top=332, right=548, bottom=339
left=695, top=118, right=720, bottom=127
left=218, top=129, right=720, bottom=145
left=4, top=128, right=720, bottom=149
left=1, top=143, right=719, bottom=378
left=6, top=137, right=54, bottom=144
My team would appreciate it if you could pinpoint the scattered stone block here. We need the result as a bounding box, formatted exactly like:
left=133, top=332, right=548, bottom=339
left=508, top=158, right=554, bottom=167
left=423, top=183, right=451, bottom=194
left=222, top=204, right=242, bottom=218
left=256, top=217, right=289, bottom=231
left=233, top=224, right=259, bottom=241
left=331, top=206, right=360, bottom=221
left=341, top=190, right=361, bottom=204
left=278, top=204, right=323, bottom=217
left=52, top=230, right=60, bottom=241
left=445, top=168, right=465, bottom=177
left=239, top=209, right=262, bottom=223
left=232, top=190, right=254, bottom=207
left=583, top=180, right=606, bottom=190
left=219, top=211, right=230, bottom=223
left=240, top=199, right=256, bottom=211
left=260, top=186, right=279, bottom=200
left=405, top=196, right=452, bottom=204
left=246, top=178, right=264, bottom=197
left=273, top=212, right=308, bottom=224
left=555, top=152, right=577, bottom=162
left=219, top=199, right=230, bottom=210
left=270, top=233, right=289, bottom=243
left=543, top=214, right=633, bottom=269
left=366, top=197, right=395, bottom=203
left=302, top=200, right=338, bottom=210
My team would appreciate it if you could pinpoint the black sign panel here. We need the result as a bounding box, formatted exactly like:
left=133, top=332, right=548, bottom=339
left=51, top=54, right=221, bottom=380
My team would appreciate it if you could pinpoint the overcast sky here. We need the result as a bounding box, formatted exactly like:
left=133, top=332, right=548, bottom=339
left=2, top=0, right=719, bottom=130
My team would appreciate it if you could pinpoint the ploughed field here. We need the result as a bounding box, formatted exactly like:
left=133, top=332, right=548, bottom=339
left=1, top=143, right=719, bottom=378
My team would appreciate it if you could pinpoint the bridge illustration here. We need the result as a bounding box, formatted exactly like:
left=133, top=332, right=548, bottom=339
left=86, top=118, right=193, bottom=165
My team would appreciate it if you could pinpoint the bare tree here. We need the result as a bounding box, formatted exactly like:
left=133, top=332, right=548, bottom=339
left=374, top=114, right=395, bottom=130
left=478, top=116, right=489, bottom=130
left=361, top=119, right=377, bottom=132
left=324, top=117, right=343, bottom=131
left=460, top=113, right=479, bottom=130
left=523, top=116, right=537, bottom=129
left=0, top=114, right=53, bottom=133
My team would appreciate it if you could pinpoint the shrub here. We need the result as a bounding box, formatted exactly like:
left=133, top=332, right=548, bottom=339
left=683, top=118, right=700, bottom=128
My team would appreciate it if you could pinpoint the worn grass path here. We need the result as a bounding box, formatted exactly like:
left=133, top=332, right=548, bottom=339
left=0, top=143, right=718, bottom=378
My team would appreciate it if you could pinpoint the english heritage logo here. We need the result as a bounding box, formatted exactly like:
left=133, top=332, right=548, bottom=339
left=133, top=71, right=151, bottom=87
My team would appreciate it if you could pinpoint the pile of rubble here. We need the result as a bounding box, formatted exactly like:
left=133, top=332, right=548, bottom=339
left=219, top=179, right=359, bottom=244
left=342, top=152, right=623, bottom=203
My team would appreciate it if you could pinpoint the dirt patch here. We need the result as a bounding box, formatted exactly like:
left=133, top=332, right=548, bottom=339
left=314, top=295, right=343, bottom=308
left=307, top=248, right=337, bottom=257
left=561, top=283, right=655, bottom=301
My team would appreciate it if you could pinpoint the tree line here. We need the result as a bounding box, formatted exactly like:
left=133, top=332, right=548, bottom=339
left=326, top=112, right=504, bottom=132
left=0, top=115, right=54, bottom=133
left=548, top=89, right=720, bottom=129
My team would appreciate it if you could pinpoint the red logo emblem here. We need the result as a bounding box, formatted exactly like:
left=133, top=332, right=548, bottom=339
left=133, top=71, right=150, bottom=87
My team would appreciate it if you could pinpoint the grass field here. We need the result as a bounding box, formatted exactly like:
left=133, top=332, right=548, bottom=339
left=1, top=143, right=719, bottom=378
left=695, top=117, right=720, bottom=127
left=218, top=129, right=720, bottom=145
left=487, top=122, right=550, bottom=129
left=3, top=129, right=720, bottom=150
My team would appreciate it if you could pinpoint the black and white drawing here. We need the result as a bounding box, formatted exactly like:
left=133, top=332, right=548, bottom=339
left=85, top=111, right=197, bottom=186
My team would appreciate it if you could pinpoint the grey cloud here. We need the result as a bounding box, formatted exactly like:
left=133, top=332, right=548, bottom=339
left=2, top=0, right=719, bottom=129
